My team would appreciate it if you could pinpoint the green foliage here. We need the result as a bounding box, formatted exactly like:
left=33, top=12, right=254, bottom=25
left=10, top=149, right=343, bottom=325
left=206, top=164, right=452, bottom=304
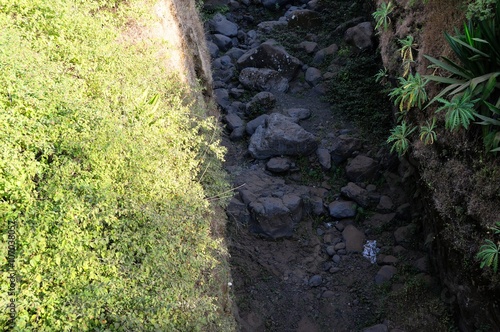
left=399, top=35, right=417, bottom=77
left=477, top=239, right=500, bottom=273
left=467, top=0, right=497, bottom=20
left=374, top=67, right=389, bottom=83
left=389, top=73, right=429, bottom=112
left=436, top=91, right=478, bottom=130
left=419, top=117, right=437, bottom=144
left=373, top=2, right=394, bottom=33
left=0, top=0, right=231, bottom=330
left=424, top=2, right=500, bottom=152
left=387, top=121, right=417, bottom=156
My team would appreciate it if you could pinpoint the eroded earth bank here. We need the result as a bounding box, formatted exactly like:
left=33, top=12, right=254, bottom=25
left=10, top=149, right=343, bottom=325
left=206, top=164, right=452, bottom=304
left=203, top=0, right=460, bottom=330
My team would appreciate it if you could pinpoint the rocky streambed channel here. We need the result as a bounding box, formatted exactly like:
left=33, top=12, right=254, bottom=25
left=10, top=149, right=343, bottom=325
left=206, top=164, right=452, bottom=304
left=203, top=0, right=456, bottom=331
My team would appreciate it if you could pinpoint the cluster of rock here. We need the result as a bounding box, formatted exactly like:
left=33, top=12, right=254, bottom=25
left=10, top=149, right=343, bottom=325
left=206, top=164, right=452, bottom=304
left=205, top=2, right=436, bottom=330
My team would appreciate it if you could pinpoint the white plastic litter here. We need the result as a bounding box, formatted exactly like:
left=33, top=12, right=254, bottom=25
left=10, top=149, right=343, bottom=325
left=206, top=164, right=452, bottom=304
left=363, top=240, right=379, bottom=264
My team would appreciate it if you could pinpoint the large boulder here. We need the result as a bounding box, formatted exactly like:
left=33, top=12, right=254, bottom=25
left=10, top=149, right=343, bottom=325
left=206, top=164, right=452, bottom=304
left=345, top=155, right=378, bottom=182
left=237, top=41, right=302, bottom=80
left=208, top=13, right=238, bottom=37
left=248, top=194, right=303, bottom=238
left=248, top=113, right=318, bottom=159
left=344, top=22, right=374, bottom=51
left=238, top=67, right=289, bottom=92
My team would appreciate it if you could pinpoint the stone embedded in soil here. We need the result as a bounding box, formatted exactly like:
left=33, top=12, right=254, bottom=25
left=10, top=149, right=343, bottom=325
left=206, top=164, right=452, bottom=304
left=236, top=41, right=302, bottom=80
left=286, top=107, right=311, bottom=120
left=382, top=255, right=398, bottom=266
left=328, top=200, right=357, bottom=219
left=345, top=155, right=378, bottom=182
left=364, top=213, right=396, bottom=231
left=341, top=182, right=371, bottom=207
left=285, top=9, right=321, bottom=29
left=308, top=274, right=322, bottom=287
left=309, top=196, right=325, bottom=215
left=332, top=255, right=341, bottom=264
left=214, top=88, right=230, bottom=110
left=224, top=113, right=244, bottom=131
left=312, top=43, right=338, bottom=65
left=230, top=126, right=246, bottom=141
left=342, top=224, right=365, bottom=253
left=257, top=20, right=288, bottom=33
left=377, top=195, right=395, bottom=212
left=298, top=41, right=318, bottom=54
left=238, top=67, right=289, bottom=92
left=330, top=134, right=363, bottom=164
left=375, top=265, right=397, bottom=285
left=226, top=197, right=250, bottom=224
left=246, top=91, right=276, bottom=116
left=305, top=67, right=322, bottom=86
left=248, top=113, right=318, bottom=159
left=362, top=323, right=389, bottom=332
left=344, top=22, right=374, bottom=51
left=322, top=290, right=335, bottom=298
left=326, top=246, right=335, bottom=256
left=394, top=223, right=417, bottom=245
left=208, top=13, right=239, bottom=37
left=211, top=33, right=234, bottom=52
left=316, top=148, right=331, bottom=170
left=266, top=156, right=292, bottom=173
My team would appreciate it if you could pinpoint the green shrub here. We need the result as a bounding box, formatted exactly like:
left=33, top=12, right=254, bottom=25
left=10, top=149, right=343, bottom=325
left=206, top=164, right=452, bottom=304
left=419, top=117, right=437, bottom=145
left=387, top=121, right=417, bottom=156
left=373, top=2, right=394, bottom=33
left=0, top=0, right=231, bottom=330
left=389, top=73, right=429, bottom=112
left=477, top=239, right=500, bottom=273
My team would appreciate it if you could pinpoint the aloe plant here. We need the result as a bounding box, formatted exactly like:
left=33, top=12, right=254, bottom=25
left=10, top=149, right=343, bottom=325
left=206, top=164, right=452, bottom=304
left=387, top=121, right=416, bottom=156
left=373, top=2, right=394, bottom=33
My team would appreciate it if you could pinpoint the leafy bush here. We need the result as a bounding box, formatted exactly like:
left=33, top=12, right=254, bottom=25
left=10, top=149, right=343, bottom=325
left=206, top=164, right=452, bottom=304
left=478, top=239, right=500, bottom=273
left=399, top=35, right=417, bottom=77
left=419, top=118, right=437, bottom=144
left=0, top=0, right=232, bottom=330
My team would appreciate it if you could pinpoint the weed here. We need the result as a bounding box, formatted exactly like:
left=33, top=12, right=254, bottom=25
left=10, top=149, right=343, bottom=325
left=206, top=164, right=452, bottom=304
left=373, top=2, right=394, bottom=33
left=387, top=121, right=417, bottom=156
left=419, top=117, right=438, bottom=145
left=389, top=73, right=429, bottom=112
left=477, top=239, right=500, bottom=273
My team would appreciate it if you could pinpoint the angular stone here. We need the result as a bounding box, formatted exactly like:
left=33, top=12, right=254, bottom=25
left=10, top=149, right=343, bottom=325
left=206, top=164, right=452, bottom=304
left=246, top=114, right=269, bottom=136
left=248, top=113, right=318, bottom=159
left=308, top=274, right=322, bottom=287
left=239, top=67, right=289, bottom=92
left=345, top=22, right=374, bottom=51
left=285, top=108, right=310, bottom=120
left=309, top=196, right=325, bottom=215
left=317, top=148, right=331, bottom=170
left=345, top=155, right=378, bottom=182
left=246, top=92, right=276, bottom=116
left=394, top=224, right=417, bottom=245
left=208, top=13, right=238, bottom=37
left=298, top=41, right=318, bottom=54
left=207, top=40, right=219, bottom=58
left=225, top=113, right=244, bottom=131
left=363, top=324, right=388, bottom=332
left=226, top=197, right=250, bottom=224
left=305, top=67, right=322, bottom=86
left=214, top=88, right=230, bottom=110
left=377, top=195, right=394, bottom=212
left=257, top=20, right=288, bottom=33
left=375, top=265, right=397, bottom=284
left=312, top=43, right=338, bottom=65
left=365, top=213, right=396, bottom=230
left=330, top=135, right=363, bottom=164
left=329, top=200, right=357, bottom=219
left=237, top=41, right=302, bottom=80
left=341, top=182, right=370, bottom=207
left=211, top=33, right=233, bottom=52
left=342, top=224, right=365, bottom=253
left=225, top=47, right=246, bottom=62
left=286, top=9, right=321, bottom=29
left=230, top=126, right=246, bottom=141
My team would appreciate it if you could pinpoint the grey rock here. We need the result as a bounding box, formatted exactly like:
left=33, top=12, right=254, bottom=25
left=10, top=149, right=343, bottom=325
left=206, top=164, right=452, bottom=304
left=332, top=255, right=341, bottom=264
left=286, top=9, right=321, bottom=29
left=286, top=108, right=311, bottom=120
left=312, top=43, right=338, bottom=65
left=308, top=274, right=322, bottom=287
left=330, top=135, right=363, bottom=164
left=375, top=265, right=397, bottom=285
left=239, top=67, right=289, bottom=92
left=212, top=55, right=233, bottom=69
left=345, top=155, right=378, bottom=182
left=365, top=213, right=396, bottom=230
left=298, top=41, right=318, bottom=54
left=394, top=224, right=417, bottom=245
left=341, top=182, right=370, bottom=207
left=214, top=88, right=230, bottom=110
left=382, top=255, right=398, bottom=265
left=257, top=20, right=288, bottom=33
left=226, top=197, right=250, bottom=224
left=230, top=126, right=246, bottom=141
left=248, top=113, right=318, bottom=159
left=225, top=114, right=245, bottom=131
left=329, top=200, right=357, bottom=219
left=309, top=196, right=325, bottom=215
left=317, top=148, right=331, bottom=170
left=237, top=41, right=302, bottom=80
left=414, top=256, right=429, bottom=272
left=326, top=246, right=335, bottom=256
left=345, top=22, right=374, bottom=51
left=230, top=88, right=245, bottom=98
left=305, top=67, right=322, bottom=86
left=246, top=114, right=269, bottom=135
left=363, top=324, right=388, bottom=332
left=225, top=47, right=246, bottom=62
left=211, top=33, right=234, bottom=52
left=334, top=242, right=346, bottom=250
left=342, top=224, right=365, bottom=253
left=377, top=195, right=395, bottom=212
left=261, top=0, right=292, bottom=9
left=208, top=13, right=238, bottom=37
left=322, top=290, right=335, bottom=298
left=246, top=91, right=276, bottom=116
left=248, top=194, right=303, bottom=238
left=207, top=40, right=220, bottom=58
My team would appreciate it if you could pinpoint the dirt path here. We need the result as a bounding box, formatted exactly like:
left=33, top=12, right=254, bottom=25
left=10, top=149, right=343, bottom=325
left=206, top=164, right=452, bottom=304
left=204, top=1, right=456, bottom=331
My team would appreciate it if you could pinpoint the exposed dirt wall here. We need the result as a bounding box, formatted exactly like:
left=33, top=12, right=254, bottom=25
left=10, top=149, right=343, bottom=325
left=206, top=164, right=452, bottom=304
left=375, top=0, right=500, bottom=330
